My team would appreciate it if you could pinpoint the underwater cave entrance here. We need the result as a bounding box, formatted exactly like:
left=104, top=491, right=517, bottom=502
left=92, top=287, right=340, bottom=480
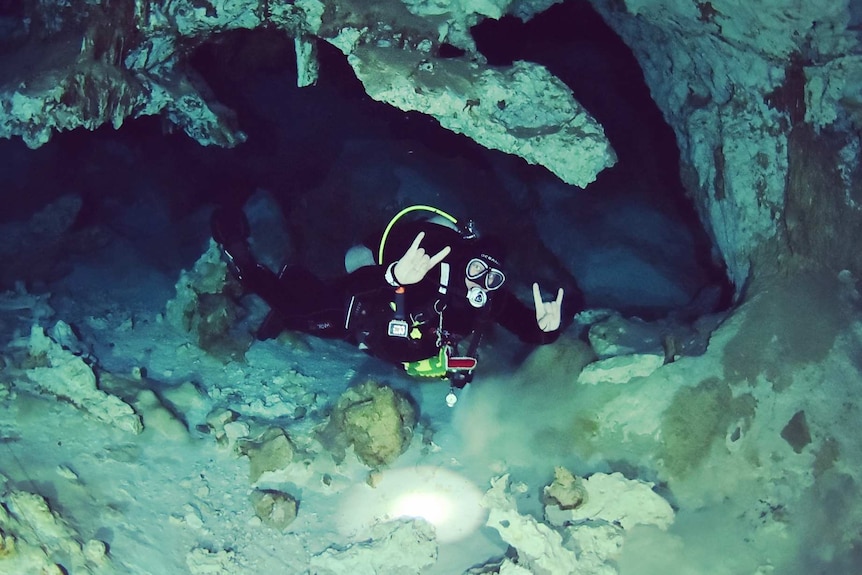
left=0, top=4, right=732, bottom=319
left=185, top=16, right=732, bottom=318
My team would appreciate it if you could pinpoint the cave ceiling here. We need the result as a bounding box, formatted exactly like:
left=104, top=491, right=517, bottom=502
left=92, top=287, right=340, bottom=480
left=0, top=0, right=616, bottom=188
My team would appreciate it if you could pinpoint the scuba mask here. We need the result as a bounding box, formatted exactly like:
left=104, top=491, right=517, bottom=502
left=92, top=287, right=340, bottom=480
left=465, top=258, right=505, bottom=308
left=466, top=258, right=505, bottom=290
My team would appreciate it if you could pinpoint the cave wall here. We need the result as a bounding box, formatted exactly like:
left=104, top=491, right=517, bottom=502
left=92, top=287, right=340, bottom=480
left=589, top=0, right=862, bottom=292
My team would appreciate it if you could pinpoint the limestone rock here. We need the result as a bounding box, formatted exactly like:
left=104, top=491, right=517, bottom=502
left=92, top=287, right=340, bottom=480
left=205, top=407, right=240, bottom=446
left=134, top=389, right=189, bottom=440
left=186, top=547, right=241, bottom=575
left=465, top=558, right=534, bottom=574
left=587, top=314, right=666, bottom=359
left=309, top=519, right=437, bottom=575
left=20, top=324, right=142, bottom=434
left=481, top=471, right=675, bottom=574
left=591, top=0, right=862, bottom=289
left=543, top=466, right=588, bottom=510
left=165, top=240, right=247, bottom=355
left=544, top=471, right=675, bottom=532
left=577, top=354, right=665, bottom=385
left=0, top=484, right=114, bottom=575
left=250, top=489, right=299, bottom=530
left=7, top=0, right=860, bottom=292
left=585, top=308, right=725, bottom=362
left=323, top=381, right=416, bottom=468
left=805, top=55, right=862, bottom=131
left=564, top=522, right=624, bottom=575
left=241, top=427, right=296, bottom=484
left=1, top=0, right=615, bottom=188
left=516, top=333, right=597, bottom=387
left=0, top=282, right=54, bottom=320
left=482, top=474, right=580, bottom=573
left=344, top=46, right=616, bottom=187
left=1, top=1, right=247, bottom=149
left=1, top=18, right=148, bottom=149
left=160, top=380, right=211, bottom=427
left=222, top=420, right=251, bottom=447
left=82, top=539, right=108, bottom=564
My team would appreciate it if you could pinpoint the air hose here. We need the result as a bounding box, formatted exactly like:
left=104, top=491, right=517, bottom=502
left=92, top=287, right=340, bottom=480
left=377, top=205, right=460, bottom=265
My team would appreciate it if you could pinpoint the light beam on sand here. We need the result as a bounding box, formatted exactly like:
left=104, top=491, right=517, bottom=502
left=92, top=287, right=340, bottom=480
left=338, top=466, right=486, bottom=543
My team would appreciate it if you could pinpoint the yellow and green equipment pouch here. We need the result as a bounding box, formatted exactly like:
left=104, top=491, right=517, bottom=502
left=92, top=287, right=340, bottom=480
left=403, top=347, right=449, bottom=378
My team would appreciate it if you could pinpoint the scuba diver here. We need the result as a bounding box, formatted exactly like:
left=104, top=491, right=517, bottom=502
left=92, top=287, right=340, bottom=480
left=212, top=204, right=577, bottom=406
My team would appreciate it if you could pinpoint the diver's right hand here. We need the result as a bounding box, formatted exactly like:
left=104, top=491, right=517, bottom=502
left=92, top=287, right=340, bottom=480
left=390, top=232, right=451, bottom=286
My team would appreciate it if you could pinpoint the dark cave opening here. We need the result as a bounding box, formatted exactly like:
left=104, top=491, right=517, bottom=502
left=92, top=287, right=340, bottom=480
left=469, top=1, right=732, bottom=314
left=471, top=0, right=707, bottom=234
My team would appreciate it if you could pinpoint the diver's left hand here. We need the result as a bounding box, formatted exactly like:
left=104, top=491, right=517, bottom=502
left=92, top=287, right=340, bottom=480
left=533, top=283, right=564, bottom=332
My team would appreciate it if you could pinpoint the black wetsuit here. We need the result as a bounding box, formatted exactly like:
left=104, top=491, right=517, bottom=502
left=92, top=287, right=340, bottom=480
left=229, top=220, right=572, bottom=368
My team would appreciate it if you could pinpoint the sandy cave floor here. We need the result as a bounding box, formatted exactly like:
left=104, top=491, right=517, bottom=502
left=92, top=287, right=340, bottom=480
left=1, top=203, right=862, bottom=574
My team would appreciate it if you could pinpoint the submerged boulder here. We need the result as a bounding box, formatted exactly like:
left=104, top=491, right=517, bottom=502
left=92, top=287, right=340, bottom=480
left=239, top=427, right=297, bottom=484
left=322, top=381, right=417, bottom=468
left=165, top=240, right=248, bottom=357
left=250, top=489, right=298, bottom=530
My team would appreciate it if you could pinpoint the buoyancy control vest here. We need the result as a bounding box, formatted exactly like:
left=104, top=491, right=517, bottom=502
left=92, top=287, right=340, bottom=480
left=350, top=206, right=489, bottom=384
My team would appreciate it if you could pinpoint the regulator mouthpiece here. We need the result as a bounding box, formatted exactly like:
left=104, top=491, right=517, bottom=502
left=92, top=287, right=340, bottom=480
left=467, top=286, right=488, bottom=308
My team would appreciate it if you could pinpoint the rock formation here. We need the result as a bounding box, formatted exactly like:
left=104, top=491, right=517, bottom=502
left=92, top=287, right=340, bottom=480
left=7, top=323, right=144, bottom=434
left=0, top=478, right=113, bottom=575
left=590, top=0, right=862, bottom=290
left=321, top=380, right=417, bottom=468
left=0, top=0, right=615, bottom=186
